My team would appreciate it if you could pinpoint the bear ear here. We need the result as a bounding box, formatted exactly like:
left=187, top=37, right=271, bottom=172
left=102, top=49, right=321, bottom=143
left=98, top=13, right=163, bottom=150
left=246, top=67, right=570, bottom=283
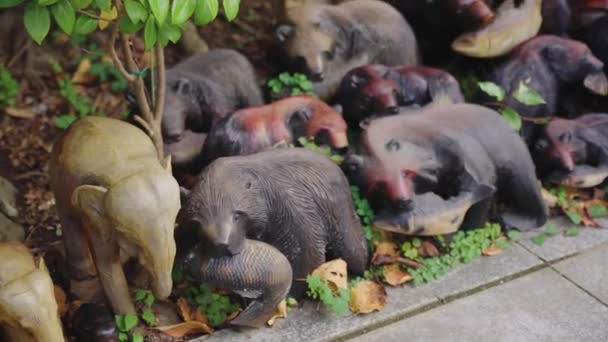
left=174, top=78, right=191, bottom=96
left=332, top=104, right=343, bottom=115
left=275, top=25, right=294, bottom=44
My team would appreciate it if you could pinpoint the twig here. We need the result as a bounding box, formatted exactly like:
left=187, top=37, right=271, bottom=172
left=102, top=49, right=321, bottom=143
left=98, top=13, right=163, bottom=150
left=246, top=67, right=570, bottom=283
left=77, top=9, right=105, bottom=20
left=154, top=45, right=165, bottom=122
left=109, top=22, right=135, bottom=83
left=8, top=41, right=29, bottom=69
left=371, top=254, right=422, bottom=269
left=134, top=115, right=153, bottom=136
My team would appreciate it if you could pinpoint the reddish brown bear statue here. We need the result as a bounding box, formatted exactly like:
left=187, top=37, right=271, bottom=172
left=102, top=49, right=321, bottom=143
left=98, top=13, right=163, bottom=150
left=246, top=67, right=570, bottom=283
left=200, top=95, right=348, bottom=166
left=489, top=35, right=608, bottom=143
left=533, top=113, right=608, bottom=188
left=334, top=64, right=464, bottom=126
left=343, top=103, right=548, bottom=235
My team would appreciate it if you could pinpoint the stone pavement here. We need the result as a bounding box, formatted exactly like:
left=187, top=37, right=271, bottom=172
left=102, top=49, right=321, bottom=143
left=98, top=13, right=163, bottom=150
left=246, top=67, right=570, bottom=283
left=195, top=217, right=608, bottom=342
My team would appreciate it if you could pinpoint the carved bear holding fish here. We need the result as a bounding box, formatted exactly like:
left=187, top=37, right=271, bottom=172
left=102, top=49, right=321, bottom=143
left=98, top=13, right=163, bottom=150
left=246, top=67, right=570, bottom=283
left=343, top=103, right=548, bottom=235
left=488, top=35, right=608, bottom=144
left=532, top=113, right=608, bottom=188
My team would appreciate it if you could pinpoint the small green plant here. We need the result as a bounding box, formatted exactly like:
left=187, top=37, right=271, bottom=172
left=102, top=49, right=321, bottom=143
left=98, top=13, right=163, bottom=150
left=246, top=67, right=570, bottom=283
left=350, top=185, right=382, bottom=244
left=51, top=61, right=105, bottom=129
left=297, top=136, right=344, bottom=164
left=186, top=284, right=240, bottom=327
left=0, top=64, right=19, bottom=109
left=401, top=238, right=422, bottom=260
left=407, top=223, right=504, bottom=285
left=305, top=274, right=350, bottom=315
left=363, top=266, right=385, bottom=281
left=114, top=314, right=141, bottom=342
left=477, top=80, right=546, bottom=131
left=267, top=72, right=314, bottom=99
left=134, top=289, right=156, bottom=325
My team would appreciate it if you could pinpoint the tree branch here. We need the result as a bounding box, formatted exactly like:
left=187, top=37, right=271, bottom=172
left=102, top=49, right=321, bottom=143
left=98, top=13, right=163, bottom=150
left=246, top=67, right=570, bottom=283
left=134, top=115, right=153, bottom=135
left=154, top=44, right=165, bottom=122
left=109, top=22, right=136, bottom=83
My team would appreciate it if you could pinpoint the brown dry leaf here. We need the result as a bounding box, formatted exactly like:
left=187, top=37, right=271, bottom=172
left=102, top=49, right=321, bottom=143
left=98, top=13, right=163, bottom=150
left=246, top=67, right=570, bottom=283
left=192, top=308, right=210, bottom=325
left=593, top=188, right=605, bottom=200
left=349, top=280, right=386, bottom=314
left=482, top=244, right=503, bottom=256
left=4, top=107, right=36, bottom=119
left=176, top=297, right=192, bottom=322
left=541, top=188, right=558, bottom=208
left=53, top=285, right=67, bottom=317
left=418, top=240, right=440, bottom=257
left=156, top=321, right=213, bottom=337
left=267, top=299, right=287, bottom=326
left=373, top=240, right=399, bottom=258
left=72, top=58, right=95, bottom=85
left=225, top=308, right=242, bottom=322
left=311, top=258, right=347, bottom=292
left=383, top=264, right=413, bottom=286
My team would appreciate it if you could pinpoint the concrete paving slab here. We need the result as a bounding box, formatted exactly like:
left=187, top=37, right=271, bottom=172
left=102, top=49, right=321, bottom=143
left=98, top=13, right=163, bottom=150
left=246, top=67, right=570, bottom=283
left=195, top=243, right=542, bottom=342
left=554, top=242, right=608, bottom=304
left=518, top=216, right=608, bottom=262
left=350, top=269, right=608, bottom=342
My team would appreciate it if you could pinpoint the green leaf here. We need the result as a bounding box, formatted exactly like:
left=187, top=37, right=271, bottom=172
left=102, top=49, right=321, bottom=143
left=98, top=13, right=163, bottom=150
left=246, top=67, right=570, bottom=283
left=125, top=0, right=147, bottom=23
left=222, top=0, right=239, bottom=21
left=566, top=210, right=582, bottom=225
left=131, top=333, right=143, bottom=342
left=287, top=297, right=298, bottom=306
left=141, top=310, right=156, bottom=325
left=54, top=114, right=77, bottom=129
left=565, top=227, right=580, bottom=237
left=171, top=0, right=196, bottom=25
left=500, top=107, right=522, bottom=131
left=118, top=332, right=128, bottom=342
left=144, top=293, right=155, bottom=307
left=544, top=224, right=558, bottom=236
left=478, top=81, right=505, bottom=101
left=194, top=0, right=218, bottom=25
left=412, top=238, right=421, bottom=248
left=512, top=82, right=546, bottom=106
left=70, top=0, right=91, bottom=10
left=134, top=289, right=146, bottom=301
left=165, top=23, right=181, bottom=43
left=144, top=16, right=157, bottom=50
left=496, top=239, right=509, bottom=249
left=25, top=3, right=51, bottom=45
left=115, top=315, right=127, bottom=331
left=148, top=0, right=169, bottom=24
left=51, top=0, right=76, bottom=34
left=38, top=0, right=58, bottom=6
left=93, top=0, right=110, bottom=11
left=507, top=230, right=521, bottom=241
left=119, top=16, right=144, bottom=34
left=0, top=0, right=25, bottom=8
left=532, top=233, right=548, bottom=246
left=73, top=15, right=97, bottom=35
left=123, top=313, right=138, bottom=331
left=588, top=204, right=608, bottom=218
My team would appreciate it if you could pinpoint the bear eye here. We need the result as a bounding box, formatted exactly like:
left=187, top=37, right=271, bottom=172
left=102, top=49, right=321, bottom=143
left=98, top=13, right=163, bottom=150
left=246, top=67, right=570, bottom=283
left=245, top=181, right=252, bottom=190
left=559, top=132, right=572, bottom=144
left=233, top=211, right=243, bottom=222
left=402, top=170, right=416, bottom=178
left=534, top=139, right=549, bottom=151
left=323, top=50, right=334, bottom=60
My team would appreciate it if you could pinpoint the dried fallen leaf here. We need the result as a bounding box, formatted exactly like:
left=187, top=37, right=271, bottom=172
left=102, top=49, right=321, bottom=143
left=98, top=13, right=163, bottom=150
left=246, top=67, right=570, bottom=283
left=4, top=107, right=36, bottom=119
left=482, top=244, right=503, bottom=256
left=156, top=321, right=213, bottom=337
left=311, top=258, right=347, bottom=292
left=72, top=58, right=95, bottom=85
left=383, top=264, right=413, bottom=286
left=541, top=188, right=558, bottom=208
left=53, top=285, right=67, bottom=317
left=373, top=240, right=399, bottom=257
left=176, top=297, right=192, bottom=322
left=418, top=240, right=440, bottom=257
left=267, top=299, right=287, bottom=326
left=349, top=280, right=386, bottom=314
